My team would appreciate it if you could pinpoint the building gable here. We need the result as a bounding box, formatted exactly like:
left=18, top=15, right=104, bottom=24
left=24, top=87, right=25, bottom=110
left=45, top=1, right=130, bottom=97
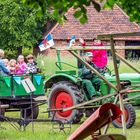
left=47, top=5, right=140, bottom=40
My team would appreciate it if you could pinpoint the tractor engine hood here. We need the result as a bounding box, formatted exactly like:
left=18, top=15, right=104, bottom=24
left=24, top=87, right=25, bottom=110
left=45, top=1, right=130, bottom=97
left=105, top=73, right=140, bottom=82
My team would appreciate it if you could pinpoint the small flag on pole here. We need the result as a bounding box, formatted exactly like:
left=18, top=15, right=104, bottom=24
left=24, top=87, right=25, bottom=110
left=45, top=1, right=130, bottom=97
left=39, top=34, right=54, bottom=51
left=68, top=35, right=76, bottom=47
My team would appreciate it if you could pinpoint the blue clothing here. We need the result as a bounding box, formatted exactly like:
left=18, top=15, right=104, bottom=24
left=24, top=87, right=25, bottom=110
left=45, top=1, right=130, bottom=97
left=0, top=59, right=10, bottom=76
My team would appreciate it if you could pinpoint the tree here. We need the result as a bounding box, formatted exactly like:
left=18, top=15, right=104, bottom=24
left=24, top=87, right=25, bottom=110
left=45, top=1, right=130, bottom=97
left=23, top=0, right=140, bottom=24
left=0, top=0, right=50, bottom=56
left=104, top=0, right=140, bottom=23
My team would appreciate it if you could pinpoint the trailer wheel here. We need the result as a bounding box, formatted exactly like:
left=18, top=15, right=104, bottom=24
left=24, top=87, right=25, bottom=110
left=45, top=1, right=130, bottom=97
left=112, top=104, right=136, bottom=129
left=0, top=101, right=5, bottom=121
left=21, top=104, right=39, bottom=120
left=19, top=103, right=39, bottom=126
left=48, top=81, right=84, bottom=123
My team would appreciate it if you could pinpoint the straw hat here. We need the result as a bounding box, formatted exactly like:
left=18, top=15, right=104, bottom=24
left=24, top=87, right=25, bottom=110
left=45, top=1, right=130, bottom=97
left=26, top=54, right=34, bottom=59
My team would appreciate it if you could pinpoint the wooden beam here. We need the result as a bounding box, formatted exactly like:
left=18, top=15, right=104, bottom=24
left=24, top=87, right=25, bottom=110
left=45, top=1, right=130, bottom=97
left=52, top=46, right=140, bottom=51
left=110, top=36, right=126, bottom=136
left=116, top=52, right=140, bottom=74
left=63, top=93, right=117, bottom=112
left=123, top=94, right=140, bottom=102
left=97, top=31, right=140, bottom=39
left=110, top=38, right=121, bottom=90
left=63, top=88, right=129, bottom=112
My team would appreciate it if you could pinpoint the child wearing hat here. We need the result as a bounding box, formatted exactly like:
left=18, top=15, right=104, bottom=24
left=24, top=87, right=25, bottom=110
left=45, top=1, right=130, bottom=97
left=25, top=54, right=37, bottom=74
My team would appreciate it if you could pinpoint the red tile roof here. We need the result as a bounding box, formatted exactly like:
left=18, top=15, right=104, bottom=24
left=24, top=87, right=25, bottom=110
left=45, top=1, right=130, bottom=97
left=48, top=5, right=140, bottom=40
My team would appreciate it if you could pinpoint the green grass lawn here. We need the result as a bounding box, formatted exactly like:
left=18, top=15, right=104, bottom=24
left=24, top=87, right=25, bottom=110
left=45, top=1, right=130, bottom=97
left=0, top=54, right=140, bottom=140
left=36, top=54, right=140, bottom=75
left=0, top=110, right=140, bottom=140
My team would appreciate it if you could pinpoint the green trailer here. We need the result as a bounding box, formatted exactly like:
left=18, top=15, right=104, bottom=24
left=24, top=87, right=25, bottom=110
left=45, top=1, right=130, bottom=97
left=0, top=74, right=45, bottom=120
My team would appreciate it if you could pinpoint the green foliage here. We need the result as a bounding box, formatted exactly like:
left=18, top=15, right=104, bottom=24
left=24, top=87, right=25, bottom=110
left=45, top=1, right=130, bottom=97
left=23, top=0, right=101, bottom=24
left=4, top=47, right=33, bottom=59
left=104, top=0, right=140, bottom=23
left=23, top=0, right=140, bottom=24
left=4, top=50, right=17, bottom=60
left=22, top=47, right=33, bottom=57
left=0, top=0, right=50, bottom=55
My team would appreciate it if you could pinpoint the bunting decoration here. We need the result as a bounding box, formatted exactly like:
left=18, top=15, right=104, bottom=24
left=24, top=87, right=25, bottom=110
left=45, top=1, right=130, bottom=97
left=13, top=77, right=21, bottom=85
left=34, top=75, right=42, bottom=86
left=4, top=77, right=11, bottom=87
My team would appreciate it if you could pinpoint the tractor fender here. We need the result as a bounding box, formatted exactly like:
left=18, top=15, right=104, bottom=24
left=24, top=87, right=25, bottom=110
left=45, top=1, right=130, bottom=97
left=44, top=73, right=80, bottom=91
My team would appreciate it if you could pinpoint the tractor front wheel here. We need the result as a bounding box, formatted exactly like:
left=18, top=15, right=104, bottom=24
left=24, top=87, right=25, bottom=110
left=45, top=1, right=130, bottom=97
left=112, top=104, right=136, bottom=129
left=48, top=81, right=84, bottom=123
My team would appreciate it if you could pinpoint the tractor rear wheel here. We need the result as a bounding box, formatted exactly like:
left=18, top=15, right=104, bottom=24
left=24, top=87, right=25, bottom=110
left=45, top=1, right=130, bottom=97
left=112, top=104, right=136, bottom=129
left=48, top=81, right=84, bottom=123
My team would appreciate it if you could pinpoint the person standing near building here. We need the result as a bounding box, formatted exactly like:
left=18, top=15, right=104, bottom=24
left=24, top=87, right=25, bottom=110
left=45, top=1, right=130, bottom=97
left=92, top=39, right=108, bottom=69
left=79, top=38, right=108, bottom=70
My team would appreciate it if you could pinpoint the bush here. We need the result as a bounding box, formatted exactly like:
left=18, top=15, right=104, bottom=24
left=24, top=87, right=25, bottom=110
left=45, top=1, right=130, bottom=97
left=4, top=47, right=33, bottom=59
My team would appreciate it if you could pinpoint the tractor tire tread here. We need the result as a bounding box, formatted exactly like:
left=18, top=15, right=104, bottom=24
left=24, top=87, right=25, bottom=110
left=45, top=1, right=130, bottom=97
left=112, top=104, right=136, bottom=129
left=48, top=81, right=84, bottom=124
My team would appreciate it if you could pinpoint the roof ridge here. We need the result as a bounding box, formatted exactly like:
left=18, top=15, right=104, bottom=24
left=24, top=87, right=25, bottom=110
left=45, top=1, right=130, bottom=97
left=115, top=4, right=140, bottom=29
left=48, top=7, right=74, bottom=36
left=46, top=4, right=140, bottom=40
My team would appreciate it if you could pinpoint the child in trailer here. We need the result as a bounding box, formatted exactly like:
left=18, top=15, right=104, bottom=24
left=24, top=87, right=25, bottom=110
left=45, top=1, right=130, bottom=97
left=0, top=49, right=10, bottom=76
left=16, top=55, right=27, bottom=75
left=79, top=52, right=101, bottom=100
left=3, top=59, right=9, bottom=68
left=8, top=59, right=17, bottom=74
left=25, top=54, right=37, bottom=74
left=3, top=58, right=9, bottom=67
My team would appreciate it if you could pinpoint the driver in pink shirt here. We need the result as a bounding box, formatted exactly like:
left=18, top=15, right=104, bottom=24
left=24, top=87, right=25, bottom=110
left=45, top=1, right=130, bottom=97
left=79, top=38, right=108, bottom=69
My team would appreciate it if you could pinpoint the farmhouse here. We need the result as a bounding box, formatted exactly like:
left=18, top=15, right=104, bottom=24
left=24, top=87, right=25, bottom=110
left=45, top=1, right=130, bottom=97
left=42, top=5, right=140, bottom=57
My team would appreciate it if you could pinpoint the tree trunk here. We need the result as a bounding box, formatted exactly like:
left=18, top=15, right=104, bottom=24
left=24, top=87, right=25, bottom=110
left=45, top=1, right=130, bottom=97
left=17, top=47, right=23, bottom=56
left=33, top=46, right=40, bottom=56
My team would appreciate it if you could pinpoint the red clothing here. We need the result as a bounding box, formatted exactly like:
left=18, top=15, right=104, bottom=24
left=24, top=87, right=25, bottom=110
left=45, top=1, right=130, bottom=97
left=81, top=42, right=108, bottom=68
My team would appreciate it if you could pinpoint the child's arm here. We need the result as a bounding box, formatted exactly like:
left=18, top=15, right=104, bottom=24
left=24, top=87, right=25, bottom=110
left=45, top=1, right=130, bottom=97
left=0, top=61, right=10, bottom=74
left=18, top=63, right=27, bottom=73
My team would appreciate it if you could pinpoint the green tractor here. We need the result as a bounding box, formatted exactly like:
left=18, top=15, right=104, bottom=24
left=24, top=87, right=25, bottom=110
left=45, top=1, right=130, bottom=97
left=45, top=50, right=137, bottom=128
left=0, top=74, right=45, bottom=121
left=101, top=72, right=138, bottom=128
